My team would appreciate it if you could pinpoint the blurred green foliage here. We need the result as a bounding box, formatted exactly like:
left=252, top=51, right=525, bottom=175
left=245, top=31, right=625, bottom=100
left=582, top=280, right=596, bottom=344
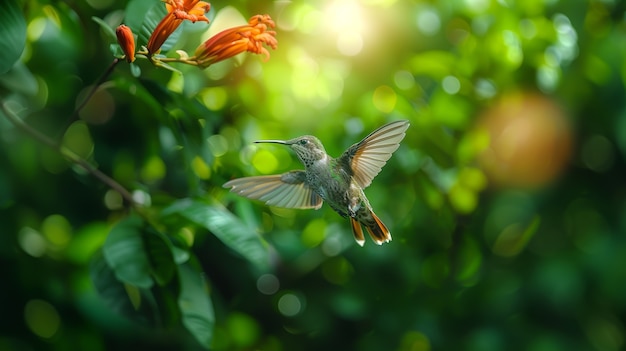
left=2, top=0, right=626, bottom=350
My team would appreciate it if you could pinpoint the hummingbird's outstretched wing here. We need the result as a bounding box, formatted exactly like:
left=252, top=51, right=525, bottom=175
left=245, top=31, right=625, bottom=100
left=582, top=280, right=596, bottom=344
left=340, top=120, right=410, bottom=188
left=223, top=170, right=323, bottom=209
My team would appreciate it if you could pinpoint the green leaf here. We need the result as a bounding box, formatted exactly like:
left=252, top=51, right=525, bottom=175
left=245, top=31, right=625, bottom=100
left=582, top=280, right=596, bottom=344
left=92, top=16, right=117, bottom=42
left=162, top=199, right=270, bottom=272
left=103, top=215, right=154, bottom=288
left=126, top=0, right=184, bottom=53
left=144, top=226, right=176, bottom=286
left=90, top=251, right=155, bottom=325
left=0, top=0, right=26, bottom=74
left=125, top=0, right=155, bottom=39
left=0, top=61, right=38, bottom=96
left=130, top=62, right=141, bottom=77
left=178, top=261, right=215, bottom=348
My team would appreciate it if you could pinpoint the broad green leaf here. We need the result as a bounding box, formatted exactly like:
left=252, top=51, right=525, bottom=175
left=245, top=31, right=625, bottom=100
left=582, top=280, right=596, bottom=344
left=103, top=215, right=154, bottom=288
left=144, top=226, right=176, bottom=286
left=178, top=261, right=214, bottom=348
left=163, top=199, right=270, bottom=272
left=90, top=251, right=155, bottom=325
left=91, top=251, right=136, bottom=312
left=0, top=0, right=26, bottom=74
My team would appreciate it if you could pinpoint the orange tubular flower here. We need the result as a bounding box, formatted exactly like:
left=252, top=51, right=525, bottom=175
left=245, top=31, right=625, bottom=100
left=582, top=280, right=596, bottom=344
left=146, top=0, right=210, bottom=55
left=116, top=24, right=136, bottom=63
left=192, top=14, right=277, bottom=68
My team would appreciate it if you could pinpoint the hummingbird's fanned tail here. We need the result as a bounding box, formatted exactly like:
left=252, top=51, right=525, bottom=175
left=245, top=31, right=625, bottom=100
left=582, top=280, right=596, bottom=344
left=350, top=217, right=365, bottom=247
left=351, top=208, right=391, bottom=245
left=365, top=210, right=391, bottom=245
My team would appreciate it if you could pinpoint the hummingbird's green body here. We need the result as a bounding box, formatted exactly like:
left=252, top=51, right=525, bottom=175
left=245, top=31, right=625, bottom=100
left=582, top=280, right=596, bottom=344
left=224, top=120, right=410, bottom=246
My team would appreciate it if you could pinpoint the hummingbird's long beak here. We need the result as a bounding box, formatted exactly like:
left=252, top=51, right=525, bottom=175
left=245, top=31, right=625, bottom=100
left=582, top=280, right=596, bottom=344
left=254, top=139, right=289, bottom=145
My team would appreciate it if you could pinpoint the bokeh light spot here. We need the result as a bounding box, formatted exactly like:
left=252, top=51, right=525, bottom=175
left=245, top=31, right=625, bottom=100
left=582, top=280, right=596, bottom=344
left=301, top=218, right=327, bottom=247
left=252, top=149, right=279, bottom=174
left=449, top=184, right=477, bottom=214
left=277, top=292, right=303, bottom=317
left=372, top=85, right=397, bottom=113
left=475, top=79, right=497, bottom=99
left=132, top=189, right=151, bottom=207
left=336, top=32, right=364, bottom=56
left=104, top=189, right=124, bottom=210
left=41, top=214, right=72, bottom=248
left=416, top=7, right=441, bottom=36
left=463, top=0, right=489, bottom=14
left=200, top=87, right=228, bottom=111
left=477, top=92, right=572, bottom=189
left=442, top=75, right=461, bottom=95
left=322, top=234, right=343, bottom=256
left=191, top=156, right=212, bottom=180
left=256, top=274, right=280, bottom=295
left=325, top=0, right=367, bottom=56
left=537, top=64, right=560, bottom=92
left=62, top=121, right=94, bottom=159
left=19, top=227, right=46, bottom=257
left=207, top=134, right=229, bottom=157
left=459, top=167, right=487, bottom=191
left=226, top=312, right=261, bottom=348
left=140, top=155, right=166, bottom=182
left=24, top=299, right=61, bottom=339
left=394, top=70, right=415, bottom=90
left=502, top=30, right=523, bottom=68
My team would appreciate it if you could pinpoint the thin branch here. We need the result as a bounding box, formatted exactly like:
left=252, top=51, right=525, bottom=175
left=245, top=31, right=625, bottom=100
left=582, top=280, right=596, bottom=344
left=1, top=102, right=137, bottom=206
left=75, top=58, right=121, bottom=116
left=57, top=58, right=121, bottom=138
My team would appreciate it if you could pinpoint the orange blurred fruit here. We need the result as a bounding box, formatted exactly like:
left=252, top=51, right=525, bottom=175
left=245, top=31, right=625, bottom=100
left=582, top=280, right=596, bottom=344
left=477, top=92, right=572, bottom=189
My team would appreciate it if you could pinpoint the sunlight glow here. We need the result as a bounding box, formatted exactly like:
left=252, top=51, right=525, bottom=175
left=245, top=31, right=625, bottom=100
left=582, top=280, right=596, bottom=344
left=324, top=0, right=367, bottom=56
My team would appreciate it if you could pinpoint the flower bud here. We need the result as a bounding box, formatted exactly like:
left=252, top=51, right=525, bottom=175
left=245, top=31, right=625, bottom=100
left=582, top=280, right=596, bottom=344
left=116, top=24, right=136, bottom=63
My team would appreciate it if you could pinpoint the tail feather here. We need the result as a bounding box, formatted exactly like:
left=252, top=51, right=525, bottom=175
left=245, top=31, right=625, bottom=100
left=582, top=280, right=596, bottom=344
left=350, top=217, right=365, bottom=246
left=351, top=209, right=391, bottom=246
left=364, top=210, right=391, bottom=245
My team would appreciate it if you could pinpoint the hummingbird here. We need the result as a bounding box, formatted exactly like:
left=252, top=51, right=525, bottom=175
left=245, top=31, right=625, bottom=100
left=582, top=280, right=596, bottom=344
left=223, top=120, right=410, bottom=246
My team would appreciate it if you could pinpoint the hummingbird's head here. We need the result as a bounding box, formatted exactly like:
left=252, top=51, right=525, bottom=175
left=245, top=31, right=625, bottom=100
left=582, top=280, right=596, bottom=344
left=255, top=136, right=326, bottom=168
left=286, top=136, right=327, bottom=167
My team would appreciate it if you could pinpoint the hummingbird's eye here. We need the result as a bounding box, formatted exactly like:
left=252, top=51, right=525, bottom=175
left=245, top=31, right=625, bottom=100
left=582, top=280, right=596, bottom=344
left=299, top=139, right=308, bottom=145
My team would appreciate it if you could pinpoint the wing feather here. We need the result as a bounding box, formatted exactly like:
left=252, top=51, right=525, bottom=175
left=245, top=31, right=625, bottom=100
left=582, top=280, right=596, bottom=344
left=223, top=170, right=323, bottom=210
left=340, top=120, right=410, bottom=188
